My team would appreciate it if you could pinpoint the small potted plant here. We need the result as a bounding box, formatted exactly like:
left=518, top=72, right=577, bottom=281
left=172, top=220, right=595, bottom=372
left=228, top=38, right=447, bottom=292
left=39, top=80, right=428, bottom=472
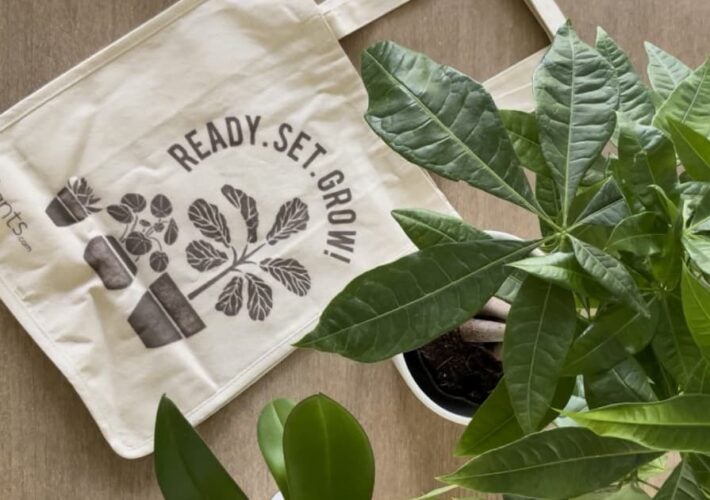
left=297, top=22, right=710, bottom=498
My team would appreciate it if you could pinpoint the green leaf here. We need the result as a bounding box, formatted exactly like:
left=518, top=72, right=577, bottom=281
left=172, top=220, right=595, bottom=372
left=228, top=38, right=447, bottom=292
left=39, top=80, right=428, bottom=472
left=687, top=453, right=710, bottom=495
left=651, top=215, right=684, bottom=289
left=606, top=212, right=669, bottom=256
left=655, top=59, right=710, bottom=137
left=257, top=399, right=295, bottom=498
left=682, top=265, right=710, bottom=359
left=455, top=377, right=575, bottom=457
left=683, top=234, right=710, bottom=276
left=362, top=41, right=537, bottom=212
left=499, top=110, right=548, bottom=174
left=283, top=394, right=374, bottom=500
left=570, top=237, right=649, bottom=316
left=686, top=359, right=710, bottom=394
left=574, top=178, right=629, bottom=228
left=656, top=459, right=704, bottom=499
left=534, top=22, right=619, bottom=226
left=565, top=302, right=659, bottom=375
left=503, top=277, right=577, bottom=433
left=573, top=484, right=650, bottom=500
left=535, top=173, right=561, bottom=236
left=653, top=294, right=704, bottom=388
left=636, top=346, right=677, bottom=400
left=154, top=395, right=248, bottom=500
left=442, top=427, right=659, bottom=498
left=690, top=191, right=710, bottom=232
left=391, top=209, right=489, bottom=250
left=296, top=240, right=534, bottom=362
left=584, top=357, right=658, bottom=409
left=645, top=42, right=692, bottom=100
left=568, top=395, right=710, bottom=453
left=667, top=118, right=710, bottom=182
left=413, top=485, right=459, bottom=500
left=509, top=252, right=606, bottom=297
left=596, top=28, right=655, bottom=126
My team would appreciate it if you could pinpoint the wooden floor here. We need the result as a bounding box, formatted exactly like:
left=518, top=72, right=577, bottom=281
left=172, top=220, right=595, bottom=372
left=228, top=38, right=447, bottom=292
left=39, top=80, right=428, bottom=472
left=0, top=0, right=708, bottom=498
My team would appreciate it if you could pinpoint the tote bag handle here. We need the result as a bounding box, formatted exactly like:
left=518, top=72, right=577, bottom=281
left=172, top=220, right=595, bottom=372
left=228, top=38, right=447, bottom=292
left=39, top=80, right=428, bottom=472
left=319, top=0, right=565, bottom=41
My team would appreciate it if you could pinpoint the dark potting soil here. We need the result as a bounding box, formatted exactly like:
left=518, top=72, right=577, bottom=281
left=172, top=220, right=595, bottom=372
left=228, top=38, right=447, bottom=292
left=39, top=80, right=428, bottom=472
left=417, top=330, right=502, bottom=406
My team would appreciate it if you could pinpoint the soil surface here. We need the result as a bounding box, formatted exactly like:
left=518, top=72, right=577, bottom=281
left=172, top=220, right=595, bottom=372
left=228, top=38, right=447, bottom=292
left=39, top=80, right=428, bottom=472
left=418, top=329, right=502, bottom=406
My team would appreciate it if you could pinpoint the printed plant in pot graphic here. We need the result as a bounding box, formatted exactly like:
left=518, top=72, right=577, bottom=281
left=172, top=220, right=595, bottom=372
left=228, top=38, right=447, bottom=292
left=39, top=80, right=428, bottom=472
left=184, top=185, right=312, bottom=322
left=45, top=177, right=102, bottom=226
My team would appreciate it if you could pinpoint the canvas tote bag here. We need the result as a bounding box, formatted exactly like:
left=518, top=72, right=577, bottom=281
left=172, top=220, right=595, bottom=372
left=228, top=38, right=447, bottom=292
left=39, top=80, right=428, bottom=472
left=0, top=0, right=564, bottom=458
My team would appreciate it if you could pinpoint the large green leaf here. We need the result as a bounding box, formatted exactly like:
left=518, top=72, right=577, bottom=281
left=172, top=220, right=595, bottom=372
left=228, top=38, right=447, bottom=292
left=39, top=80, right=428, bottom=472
left=682, top=265, right=710, bottom=359
left=509, top=252, right=606, bottom=298
left=564, top=302, right=659, bottom=375
left=362, top=41, right=537, bottom=212
left=568, top=395, right=710, bottom=453
left=655, top=59, right=710, bottom=137
left=257, top=399, right=295, bottom=498
left=391, top=209, right=489, bottom=250
left=534, top=22, right=619, bottom=226
left=503, top=277, right=577, bottom=433
left=683, top=234, right=710, bottom=276
left=606, top=211, right=669, bottom=257
left=653, top=294, right=704, bottom=388
left=154, top=396, right=248, bottom=500
left=686, top=359, right=710, bottom=394
left=687, top=453, right=710, bottom=495
left=499, top=110, right=548, bottom=174
left=296, top=240, right=534, bottom=362
left=667, top=119, right=710, bottom=182
left=455, top=378, right=574, bottom=456
left=536, top=173, right=561, bottom=236
left=573, top=484, right=650, bottom=500
left=584, top=357, right=657, bottom=409
left=645, top=42, right=692, bottom=100
left=690, top=191, right=710, bottom=232
left=656, top=459, right=704, bottom=499
left=283, top=394, right=374, bottom=500
left=596, top=28, right=655, bottom=126
left=636, top=346, right=677, bottom=400
left=442, top=427, right=658, bottom=498
left=570, top=237, right=649, bottom=316
left=573, top=178, right=629, bottom=228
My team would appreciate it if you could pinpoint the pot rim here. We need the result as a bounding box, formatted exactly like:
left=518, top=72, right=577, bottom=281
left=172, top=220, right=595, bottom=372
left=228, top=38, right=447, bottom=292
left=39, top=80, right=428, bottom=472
left=392, top=229, right=529, bottom=426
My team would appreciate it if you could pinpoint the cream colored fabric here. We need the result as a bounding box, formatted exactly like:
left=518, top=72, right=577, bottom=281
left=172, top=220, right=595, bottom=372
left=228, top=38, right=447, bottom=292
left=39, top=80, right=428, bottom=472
left=0, top=0, right=561, bottom=459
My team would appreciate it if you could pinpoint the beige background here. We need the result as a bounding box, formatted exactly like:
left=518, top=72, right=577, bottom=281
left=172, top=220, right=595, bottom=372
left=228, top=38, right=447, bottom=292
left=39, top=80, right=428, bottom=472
left=0, top=0, right=707, bottom=498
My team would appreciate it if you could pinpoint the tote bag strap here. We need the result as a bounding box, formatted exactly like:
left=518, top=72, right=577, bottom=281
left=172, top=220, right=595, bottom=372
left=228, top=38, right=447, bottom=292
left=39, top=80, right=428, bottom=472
left=318, top=0, right=411, bottom=40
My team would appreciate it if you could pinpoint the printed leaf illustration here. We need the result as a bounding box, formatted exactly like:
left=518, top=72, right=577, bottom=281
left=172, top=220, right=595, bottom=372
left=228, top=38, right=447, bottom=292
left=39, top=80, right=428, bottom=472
left=216, top=276, right=244, bottom=317
left=154, top=222, right=166, bottom=233
left=260, top=258, right=311, bottom=297
left=165, top=218, right=179, bottom=246
left=139, top=219, right=152, bottom=228
left=222, top=185, right=259, bottom=243
left=125, top=232, right=152, bottom=256
left=150, top=252, right=169, bottom=273
left=121, top=193, right=147, bottom=213
left=107, top=204, right=133, bottom=224
left=186, top=240, right=229, bottom=272
left=69, top=177, right=102, bottom=212
left=246, top=273, right=273, bottom=321
left=151, top=194, right=173, bottom=218
left=266, top=198, right=309, bottom=245
left=645, top=41, right=692, bottom=100
left=188, top=199, right=231, bottom=246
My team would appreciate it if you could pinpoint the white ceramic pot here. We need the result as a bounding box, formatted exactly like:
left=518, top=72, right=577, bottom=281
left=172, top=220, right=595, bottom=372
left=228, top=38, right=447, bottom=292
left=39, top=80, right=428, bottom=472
left=392, top=230, right=525, bottom=426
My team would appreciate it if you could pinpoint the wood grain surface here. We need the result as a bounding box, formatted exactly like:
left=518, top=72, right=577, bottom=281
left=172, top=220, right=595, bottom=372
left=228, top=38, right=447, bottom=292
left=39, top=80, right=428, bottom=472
left=0, top=1, right=708, bottom=498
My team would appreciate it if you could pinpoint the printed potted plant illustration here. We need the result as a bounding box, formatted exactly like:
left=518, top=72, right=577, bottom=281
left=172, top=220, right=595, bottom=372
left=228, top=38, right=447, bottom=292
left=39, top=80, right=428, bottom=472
left=45, top=176, right=102, bottom=227
left=294, top=22, right=710, bottom=498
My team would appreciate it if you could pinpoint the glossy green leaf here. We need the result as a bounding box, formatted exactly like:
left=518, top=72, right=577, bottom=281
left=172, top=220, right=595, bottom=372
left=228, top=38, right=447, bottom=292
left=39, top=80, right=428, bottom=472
left=257, top=398, right=295, bottom=498
left=687, top=453, right=710, bottom=495
left=391, top=209, right=489, bottom=250
left=574, top=178, right=629, bottom=228
left=455, top=377, right=574, bottom=457
left=682, top=265, right=710, bottom=359
left=607, top=212, right=669, bottom=256
left=573, top=484, right=650, bottom=500
left=535, top=173, right=561, bottom=236
left=413, top=485, right=458, bottom=499
left=154, top=395, right=248, bottom=500
left=509, top=252, right=606, bottom=297
left=656, top=459, right=705, bottom=499
left=362, top=41, right=537, bottom=212
left=534, top=22, right=619, bottom=225
left=296, top=240, right=534, bottom=362
left=683, top=234, right=710, bottom=276
left=655, top=59, right=710, bottom=137
left=568, top=395, right=710, bottom=453
left=442, top=427, right=658, bottom=498
left=596, top=28, right=654, bottom=126
left=499, top=110, right=548, bottom=174
left=504, top=277, right=577, bottom=433
left=686, top=359, right=710, bottom=394
left=690, top=191, right=710, bottom=232
left=584, top=357, right=657, bottom=409
left=653, top=294, right=704, bottom=388
left=645, top=42, right=692, bottom=100
left=283, top=394, right=374, bottom=500
left=667, top=118, right=710, bottom=182
left=571, top=237, right=649, bottom=316
left=651, top=215, right=684, bottom=289
left=565, top=302, right=659, bottom=375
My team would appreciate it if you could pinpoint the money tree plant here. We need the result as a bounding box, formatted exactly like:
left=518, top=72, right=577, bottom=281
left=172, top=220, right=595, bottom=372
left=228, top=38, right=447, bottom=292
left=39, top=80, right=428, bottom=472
left=296, top=22, right=710, bottom=498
